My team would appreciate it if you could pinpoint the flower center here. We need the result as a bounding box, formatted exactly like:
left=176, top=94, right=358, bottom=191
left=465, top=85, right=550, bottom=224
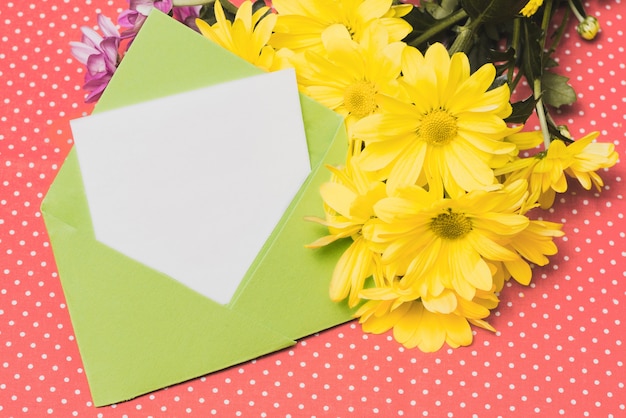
left=430, top=209, right=472, bottom=240
left=344, top=81, right=377, bottom=118
left=419, top=108, right=458, bottom=145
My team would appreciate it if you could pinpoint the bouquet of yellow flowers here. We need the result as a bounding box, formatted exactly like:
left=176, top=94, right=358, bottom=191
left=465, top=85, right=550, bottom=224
left=75, top=0, right=618, bottom=352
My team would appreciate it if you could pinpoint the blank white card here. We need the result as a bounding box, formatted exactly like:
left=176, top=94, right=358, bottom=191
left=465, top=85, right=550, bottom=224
left=71, top=69, right=310, bottom=305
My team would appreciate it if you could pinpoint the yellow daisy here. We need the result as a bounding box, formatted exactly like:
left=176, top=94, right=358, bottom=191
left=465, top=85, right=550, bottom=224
left=305, top=158, right=388, bottom=307
left=353, top=43, right=518, bottom=196
left=565, top=132, right=618, bottom=191
left=290, top=23, right=406, bottom=131
left=196, top=0, right=280, bottom=71
left=496, top=132, right=618, bottom=209
left=364, top=180, right=530, bottom=310
left=269, top=0, right=412, bottom=54
left=520, top=0, right=544, bottom=17
left=491, top=219, right=564, bottom=286
left=356, top=285, right=496, bottom=351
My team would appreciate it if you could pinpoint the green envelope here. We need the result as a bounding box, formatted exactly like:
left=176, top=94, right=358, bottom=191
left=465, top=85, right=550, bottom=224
left=41, top=10, right=353, bottom=407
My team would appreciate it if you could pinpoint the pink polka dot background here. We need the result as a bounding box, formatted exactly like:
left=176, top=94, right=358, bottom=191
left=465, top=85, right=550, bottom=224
left=1, top=0, right=624, bottom=416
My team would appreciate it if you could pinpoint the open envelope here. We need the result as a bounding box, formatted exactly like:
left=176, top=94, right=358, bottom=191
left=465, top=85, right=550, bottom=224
left=41, top=10, right=353, bottom=407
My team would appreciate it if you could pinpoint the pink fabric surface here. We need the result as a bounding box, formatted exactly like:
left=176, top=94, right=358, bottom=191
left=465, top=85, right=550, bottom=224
left=1, top=1, right=624, bottom=416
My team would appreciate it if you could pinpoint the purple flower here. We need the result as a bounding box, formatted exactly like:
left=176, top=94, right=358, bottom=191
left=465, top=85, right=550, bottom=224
left=172, top=6, right=202, bottom=31
left=70, top=14, right=121, bottom=103
left=119, top=0, right=174, bottom=39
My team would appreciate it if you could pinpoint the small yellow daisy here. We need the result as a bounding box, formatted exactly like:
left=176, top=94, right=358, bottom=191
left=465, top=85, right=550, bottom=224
left=196, top=0, right=280, bottom=71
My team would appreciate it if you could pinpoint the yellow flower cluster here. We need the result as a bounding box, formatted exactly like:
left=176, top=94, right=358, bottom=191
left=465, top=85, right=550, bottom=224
left=496, top=132, right=619, bottom=209
left=196, top=0, right=618, bottom=352
left=196, top=0, right=284, bottom=71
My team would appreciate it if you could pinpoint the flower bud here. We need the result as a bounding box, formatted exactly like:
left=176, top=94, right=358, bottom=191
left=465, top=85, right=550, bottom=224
left=577, top=16, right=600, bottom=40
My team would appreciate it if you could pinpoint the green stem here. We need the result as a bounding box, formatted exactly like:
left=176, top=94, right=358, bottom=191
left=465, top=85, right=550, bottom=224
left=448, top=18, right=476, bottom=55
left=540, top=0, right=553, bottom=40
left=448, top=0, right=503, bottom=56
left=533, top=79, right=551, bottom=149
left=546, top=8, right=570, bottom=56
left=567, top=0, right=586, bottom=21
left=533, top=0, right=553, bottom=148
left=509, top=70, right=524, bottom=92
left=408, top=9, right=469, bottom=48
left=448, top=29, right=472, bottom=55
left=508, top=18, right=521, bottom=86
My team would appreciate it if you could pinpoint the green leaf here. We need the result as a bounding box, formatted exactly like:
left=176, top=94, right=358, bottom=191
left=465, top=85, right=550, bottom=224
left=198, top=0, right=239, bottom=25
left=198, top=3, right=218, bottom=25
left=505, top=95, right=537, bottom=124
left=403, top=4, right=439, bottom=32
left=541, top=71, right=577, bottom=108
left=490, top=74, right=508, bottom=89
left=489, top=46, right=516, bottom=77
left=403, top=4, right=467, bottom=48
left=460, top=0, right=527, bottom=23
left=466, top=29, right=495, bottom=71
left=547, top=120, right=575, bottom=143
left=520, top=18, right=543, bottom=86
left=490, top=48, right=515, bottom=62
left=544, top=57, right=559, bottom=69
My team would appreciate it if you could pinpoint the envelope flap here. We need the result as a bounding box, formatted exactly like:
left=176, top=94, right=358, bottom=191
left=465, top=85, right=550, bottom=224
left=228, top=100, right=353, bottom=338
left=43, top=150, right=296, bottom=407
left=299, top=96, right=345, bottom=169
left=41, top=147, right=94, bottom=233
left=97, top=10, right=263, bottom=110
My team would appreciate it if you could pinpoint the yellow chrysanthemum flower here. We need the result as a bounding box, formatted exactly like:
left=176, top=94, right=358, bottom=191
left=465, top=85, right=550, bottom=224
left=355, top=285, right=497, bottom=351
left=565, top=132, right=618, bottom=190
left=305, top=158, right=388, bottom=307
left=520, top=0, right=543, bottom=17
left=290, top=23, right=406, bottom=131
left=491, top=219, right=564, bottom=287
left=269, top=0, right=412, bottom=54
left=364, top=180, right=530, bottom=312
left=196, top=0, right=281, bottom=71
left=353, top=43, right=518, bottom=196
left=496, top=132, right=619, bottom=209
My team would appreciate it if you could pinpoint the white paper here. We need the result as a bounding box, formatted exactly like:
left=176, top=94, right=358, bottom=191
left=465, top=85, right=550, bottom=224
left=71, top=69, right=310, bottom=305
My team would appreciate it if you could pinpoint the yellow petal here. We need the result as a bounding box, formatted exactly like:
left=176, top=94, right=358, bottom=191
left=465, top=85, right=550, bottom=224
left=392, top=301, right=423, bottom=346
left=329, top=237, right=373, bottom=306
left=320, top=181, right=358, bottom=217
left=473, top=213, right=530, bottom=236
left=358, top=0, right=393, bottom=21
left=503, top=257, right=532, bottom=285
left=422, top=289, right=458, bottom=314
left=413, top=308, right=446, bottom=352
left=386, top=139, right=428, bottom=192
left=467, top=232, right=519, bottom=261
left=443, top=315, right=473, bottom=348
